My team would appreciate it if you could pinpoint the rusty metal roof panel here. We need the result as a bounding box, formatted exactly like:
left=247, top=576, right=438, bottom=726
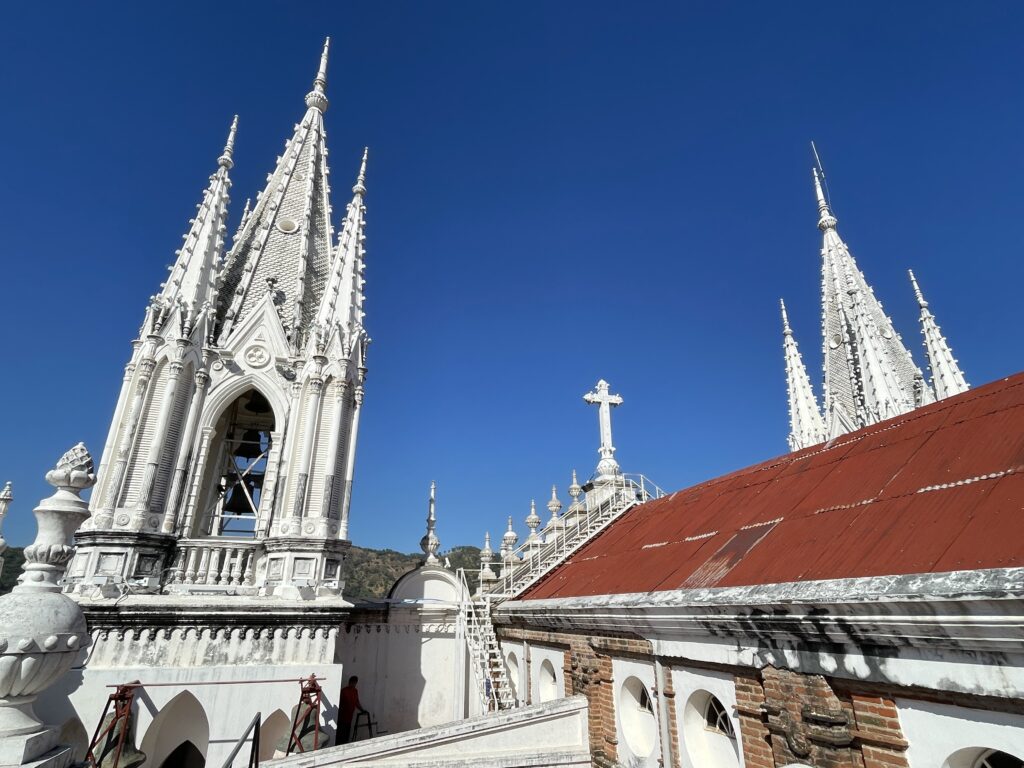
left=931, top=472, right=1024, bottom=573
left=791, top=431, right=931, bottom=516
left=518, top=372, right=1024, bottom=601
left=879, top=406, right=1024, bottom=498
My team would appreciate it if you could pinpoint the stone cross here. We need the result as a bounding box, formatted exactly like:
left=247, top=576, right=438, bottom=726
left=583, top=380, right=623, bottom=477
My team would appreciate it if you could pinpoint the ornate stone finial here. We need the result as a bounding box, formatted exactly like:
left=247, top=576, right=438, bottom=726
left=305, top=37, right=330, bottom=113
left=218, top=115, right=238, bottom=169
left=478, top=532, right=496, bottom=586
left=0, top=482, right=11, bottom=557
left=525, top=499, right=541, bottom=544
left=0, top=446, right=92, bottom=752
left=812, top=167, right=838, bottom=232
left=583, top=380, right=623, bottom=478
left=501, top=515, right=518, bottom=557
left=22, top=443, right=96, bottom=591
left=546, top=484, right=563, bottom=528
left=568, top=469, right=582, bottom=501
left=353, top=147, right=368, bottom=196
left=420, top=481, right=440, bottom=566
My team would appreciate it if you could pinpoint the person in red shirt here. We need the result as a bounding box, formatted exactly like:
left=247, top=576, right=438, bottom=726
left=339, top=675, right=366, bottom=744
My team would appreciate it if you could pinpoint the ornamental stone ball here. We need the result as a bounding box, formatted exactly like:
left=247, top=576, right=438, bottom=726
left=0, top=444, right=94, bottom=752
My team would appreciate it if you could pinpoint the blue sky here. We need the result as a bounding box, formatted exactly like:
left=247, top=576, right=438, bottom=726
left=1, top=3, right=1021, bottom=551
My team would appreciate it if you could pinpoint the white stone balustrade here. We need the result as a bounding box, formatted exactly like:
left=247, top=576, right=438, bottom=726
left=170, top=539, right=261, bottom=589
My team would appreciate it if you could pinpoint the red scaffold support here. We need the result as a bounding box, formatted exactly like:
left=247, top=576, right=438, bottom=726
left=85, top=682, right=139, bottom=768
left=285, top=675, right=324, bottom=755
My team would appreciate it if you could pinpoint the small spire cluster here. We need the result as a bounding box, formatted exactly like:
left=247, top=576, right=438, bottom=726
left=781, top=156, right=969, bottom=451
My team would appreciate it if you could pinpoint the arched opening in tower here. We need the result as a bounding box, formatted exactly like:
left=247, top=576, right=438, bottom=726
left=201, top=389, right=275, bottom=538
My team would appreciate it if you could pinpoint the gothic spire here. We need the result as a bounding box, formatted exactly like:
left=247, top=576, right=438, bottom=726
left=781, top=299, right=826, bottom=451
left=149, top=115, right=235, bottom=339
left=909, top=270, right=969, bottom=400
left=217, top=41, right=335, bottom=348
left=814, top=163, right=925, bottom=435
left=311, top=148, right=369, bottom=354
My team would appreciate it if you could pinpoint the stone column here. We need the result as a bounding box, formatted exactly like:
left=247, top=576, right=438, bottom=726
left=136, top=350, right=188, bottom=518
left=163, top=360, right=213, bottom=533
left=318, top=377, right=349, bottom=519
left=338, top=379, right=365, bottom=539
left=96, top=348, right=158, bottom=525
left=0, top=444, right=94, bottom=767
left=289, top=357, right=327, bottom=519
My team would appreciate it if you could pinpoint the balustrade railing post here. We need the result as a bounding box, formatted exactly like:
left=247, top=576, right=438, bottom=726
left=196, top=547, right=211, bottom=584
left=220, top=547, right=234, bottom=584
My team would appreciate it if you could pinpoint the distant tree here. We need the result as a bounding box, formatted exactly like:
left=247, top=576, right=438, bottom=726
left=0, top=548, right=25, bottom=595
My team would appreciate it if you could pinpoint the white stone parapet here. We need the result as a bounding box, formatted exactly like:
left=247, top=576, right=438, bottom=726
left=263, top=695, right=591, bottom=768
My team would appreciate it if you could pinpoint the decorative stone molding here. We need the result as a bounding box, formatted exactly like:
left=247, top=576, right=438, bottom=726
left=0, top=445, right=94, bottom=764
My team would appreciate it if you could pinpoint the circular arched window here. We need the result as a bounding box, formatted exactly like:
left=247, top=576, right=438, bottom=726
left=704, top=696, right=735, bottom=738
left=683, top=690, right=739, bottom=768
left=619, top=676, right=657, bottom=759
left=538, top=659, right=558, bottom=702
left=975, top=751, right=1024, bottom=768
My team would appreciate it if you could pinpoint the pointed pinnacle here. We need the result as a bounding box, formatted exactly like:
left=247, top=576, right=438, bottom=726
left=812, top=167, right=837, bottom=231
left=780, top=298, right=792, bottom=335
left=353, top=147, right=368, bottom=196
left=219, top=115, right=239, bottom=169
left=305, top=37, right=331, bottom=112
left=908, top=269, right=928, bottom=308
left=316, top=37, right=330, bottom=90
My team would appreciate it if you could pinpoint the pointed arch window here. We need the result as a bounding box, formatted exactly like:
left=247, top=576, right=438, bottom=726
left=202, top=390, right=275, bottom=538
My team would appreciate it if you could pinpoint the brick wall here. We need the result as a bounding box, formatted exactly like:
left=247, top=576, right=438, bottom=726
left=495, top=624, right=936, bottom=768
left=499, top=625, right=651, bottom=768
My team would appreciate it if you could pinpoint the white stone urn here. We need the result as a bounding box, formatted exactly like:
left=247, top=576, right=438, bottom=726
left=0, top=444, right=93, bottom=752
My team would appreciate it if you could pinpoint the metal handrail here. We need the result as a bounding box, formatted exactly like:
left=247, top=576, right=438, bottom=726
left=221, top=711, right=261, bottom=768
left=457, top=569, right=514, bottom=712
left=489, top=473, right=665, bottom=599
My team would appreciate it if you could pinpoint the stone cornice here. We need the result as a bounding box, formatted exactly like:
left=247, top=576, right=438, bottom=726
left=498, top=568, right=1024, bottom=655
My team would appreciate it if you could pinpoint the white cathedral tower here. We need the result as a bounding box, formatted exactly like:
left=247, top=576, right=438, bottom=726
left=67, top=39, right=370, bottom=597
left=782, top=165, right=969, bottom=451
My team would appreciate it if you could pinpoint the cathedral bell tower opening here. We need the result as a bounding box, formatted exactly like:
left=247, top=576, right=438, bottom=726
left=199, top=390, right=275, bottom=539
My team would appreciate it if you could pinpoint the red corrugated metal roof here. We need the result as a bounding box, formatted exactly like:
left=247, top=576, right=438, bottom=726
left=520, top=373, right=1024, bottom=600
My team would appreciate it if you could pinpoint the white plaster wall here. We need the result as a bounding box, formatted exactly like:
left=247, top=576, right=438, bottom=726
left=898, top=698, right=1024, bottom=768
left=527, top=645, right=565, bottom=704
left=672, top=666, right=743, bottom=768
left=612, top=658, right=660, bottom=768
left=339, top=615, right=471, bottom=736
left=38, top=662, right=341, bottom=768
left=336, top=566, right=474, bottom=737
